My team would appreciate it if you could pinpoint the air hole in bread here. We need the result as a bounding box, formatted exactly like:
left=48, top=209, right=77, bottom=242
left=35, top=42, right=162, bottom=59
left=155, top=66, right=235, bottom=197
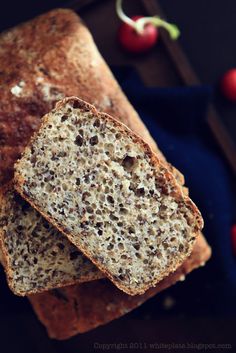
left=121, top=155, right=137, bottom=171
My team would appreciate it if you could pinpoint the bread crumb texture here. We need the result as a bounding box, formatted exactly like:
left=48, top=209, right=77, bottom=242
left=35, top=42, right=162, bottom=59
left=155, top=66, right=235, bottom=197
left=0, top=187, right=103, bottom=296
left=15, top=97, right=203, bottom=295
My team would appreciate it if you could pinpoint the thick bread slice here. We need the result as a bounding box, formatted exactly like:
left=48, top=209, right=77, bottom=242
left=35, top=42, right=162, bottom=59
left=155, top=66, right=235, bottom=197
left=0, top=185, right=103, bottom=296
left=15, top=97, right=203, bottom=295
left=29, top=234, right=211, bottom=340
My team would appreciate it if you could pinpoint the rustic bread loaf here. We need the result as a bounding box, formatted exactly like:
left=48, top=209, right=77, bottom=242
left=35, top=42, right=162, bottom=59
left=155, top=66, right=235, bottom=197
left=0, top=7, right=210, bottom=332
left=29, top=234, right=211, bottom=339
left=15, top=97, right=203, bottom=295
left=0, top=7, right=183, bottom=293
left=0, top=184, right=103, bottom=296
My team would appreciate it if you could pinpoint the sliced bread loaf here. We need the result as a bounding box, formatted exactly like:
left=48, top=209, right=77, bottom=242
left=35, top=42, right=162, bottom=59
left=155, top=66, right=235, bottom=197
left=0, top=184, right=103, bottom=296
left=15, top=97, right=204, bottom=296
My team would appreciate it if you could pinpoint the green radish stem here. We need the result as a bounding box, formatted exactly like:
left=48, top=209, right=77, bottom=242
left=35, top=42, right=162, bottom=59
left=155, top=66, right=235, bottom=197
left=116, top=0, right=180, bottom=39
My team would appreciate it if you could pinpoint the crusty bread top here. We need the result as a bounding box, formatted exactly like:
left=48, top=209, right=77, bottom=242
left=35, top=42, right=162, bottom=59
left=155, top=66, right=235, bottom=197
left=0, top=8, right=178, bottom=186
left=14, top=97, right=203, bottom=296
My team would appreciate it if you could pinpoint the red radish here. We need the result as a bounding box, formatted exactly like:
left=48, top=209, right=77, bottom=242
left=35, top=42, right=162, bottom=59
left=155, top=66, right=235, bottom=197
left=221, top=69, right=236, bottom=102
left=231, top=224, right=236, bottom=257
left=116, top=0, right=180, bottom=54
left=118, top=16, right=158, bottom=53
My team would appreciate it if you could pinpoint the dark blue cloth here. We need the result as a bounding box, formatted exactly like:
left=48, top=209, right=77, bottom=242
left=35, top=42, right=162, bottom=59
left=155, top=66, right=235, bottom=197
left=113, top=67, right=236, bottom=314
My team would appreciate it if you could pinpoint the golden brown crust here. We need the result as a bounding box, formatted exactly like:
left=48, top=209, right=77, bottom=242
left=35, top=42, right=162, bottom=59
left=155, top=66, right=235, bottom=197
left=0, top=184, right=13, bottom=280
left=29, top=234, right=211, bottom=340
left=14, top=97, right=203, bottom=296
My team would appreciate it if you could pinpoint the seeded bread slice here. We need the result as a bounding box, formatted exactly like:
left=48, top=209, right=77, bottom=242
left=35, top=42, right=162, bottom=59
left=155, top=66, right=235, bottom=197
left=0, top=184, right=103, bottom=296
left=14, top=97, right=203, bottom=296
left=29, top=234, right=211, bottom=339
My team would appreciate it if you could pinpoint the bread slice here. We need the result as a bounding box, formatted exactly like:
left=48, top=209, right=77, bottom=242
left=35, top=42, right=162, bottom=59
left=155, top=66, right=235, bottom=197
left=15, top=97, right=203, bottom=295
left=0, top=184, right=103, bottom=296
left=29, top=234, right=211, bottom=339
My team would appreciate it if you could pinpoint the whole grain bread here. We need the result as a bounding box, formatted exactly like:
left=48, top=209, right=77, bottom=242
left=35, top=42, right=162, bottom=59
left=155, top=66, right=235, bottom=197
left=15, top=97, right=203, bottom=296
left=29, top=234, right=211, bottom=339
left=0, top=8, right=183, bottom=187
left=0, top=7, right=210, bottom=332
left=0, top=7, right=185, bottom=293
left=0, top=184, right=103, bottom=296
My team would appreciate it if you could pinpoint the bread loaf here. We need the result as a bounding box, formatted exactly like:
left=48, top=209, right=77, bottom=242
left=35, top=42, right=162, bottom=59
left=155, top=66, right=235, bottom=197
left=0, top=7, right=185, bottom=292
left=0, top=7, right=210, bottom=333
left=0, top=185, right=103, bottom=296
left=15, top=97, right=203, bottom=295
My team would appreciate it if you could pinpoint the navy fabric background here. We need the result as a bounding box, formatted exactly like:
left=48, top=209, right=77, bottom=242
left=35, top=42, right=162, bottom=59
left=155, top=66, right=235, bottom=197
left=113, top=67, right=236, bottom=314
